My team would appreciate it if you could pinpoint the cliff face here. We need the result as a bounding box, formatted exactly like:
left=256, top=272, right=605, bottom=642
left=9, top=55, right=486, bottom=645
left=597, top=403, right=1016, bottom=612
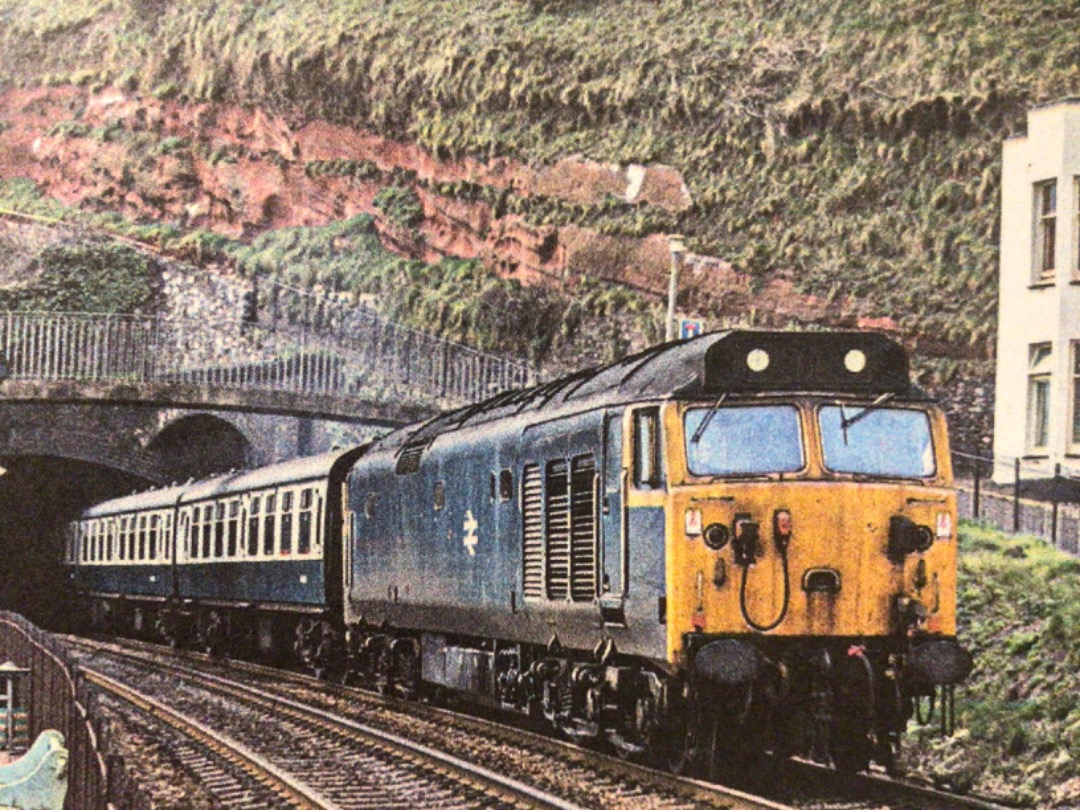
left=0, top=84, right=892, bottom=331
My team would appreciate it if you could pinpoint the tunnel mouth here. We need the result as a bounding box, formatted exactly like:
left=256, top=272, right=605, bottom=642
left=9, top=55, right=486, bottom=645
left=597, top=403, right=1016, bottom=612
left=0, top=456, right=149, bottom=629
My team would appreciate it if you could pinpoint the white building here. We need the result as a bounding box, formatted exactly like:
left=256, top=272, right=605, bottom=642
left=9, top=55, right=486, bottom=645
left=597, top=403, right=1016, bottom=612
left=993, top=99, right=1080, bottom=480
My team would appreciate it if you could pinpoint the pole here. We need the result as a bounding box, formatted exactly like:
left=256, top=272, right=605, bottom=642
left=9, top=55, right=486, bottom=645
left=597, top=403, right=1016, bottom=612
left=1014, top=458, right=1021, bottom=533
left=973, top=456, right=981, bottom=520
left=665, top=235, right=686, bottom=342
left=1052, top=462, right=1060, bottom=548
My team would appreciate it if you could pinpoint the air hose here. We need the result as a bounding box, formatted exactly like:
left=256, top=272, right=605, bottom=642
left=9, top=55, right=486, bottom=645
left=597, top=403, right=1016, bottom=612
left=739, top=546, right=791, bottom=632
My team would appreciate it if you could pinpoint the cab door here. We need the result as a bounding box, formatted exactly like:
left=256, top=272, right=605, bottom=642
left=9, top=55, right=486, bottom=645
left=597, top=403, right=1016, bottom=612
left=599, top=409, right=625, bottom=623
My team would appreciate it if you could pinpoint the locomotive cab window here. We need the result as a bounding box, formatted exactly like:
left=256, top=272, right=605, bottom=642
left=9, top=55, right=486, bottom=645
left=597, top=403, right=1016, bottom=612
left=434, top=481, right=446, bottom=511
left=499, top=469, right=513, bottom=502
left=685, top=404, right=804, bottom=477
left=632, top=408, right=663, bottom=489
left=818, top=405, right=935, bottom=479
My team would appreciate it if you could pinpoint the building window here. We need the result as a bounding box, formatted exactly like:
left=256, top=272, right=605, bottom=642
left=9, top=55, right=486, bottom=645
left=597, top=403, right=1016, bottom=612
left=1072, top=343, right=1080, bottom=449
left=1035, top=180, right=1057, bottom=279
left=1028, top=344, right=1052, bottom=451
left=1075, top=178, right=1080, bottom=278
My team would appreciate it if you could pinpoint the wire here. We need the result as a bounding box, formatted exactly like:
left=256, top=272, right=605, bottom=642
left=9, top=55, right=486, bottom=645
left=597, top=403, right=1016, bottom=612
left=738, top=547, right=790, bottom=632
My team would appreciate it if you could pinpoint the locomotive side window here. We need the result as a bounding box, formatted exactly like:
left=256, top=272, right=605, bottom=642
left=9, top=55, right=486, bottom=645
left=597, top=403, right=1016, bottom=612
left=633, top=408, right=663, bottom=489
left=364, top=492, right=376, bottom=519
left=499, top=469, right=513, bottom=502
left=434, top=481, right=446, bottom=511
left=280, top=491, right=294, bottom=555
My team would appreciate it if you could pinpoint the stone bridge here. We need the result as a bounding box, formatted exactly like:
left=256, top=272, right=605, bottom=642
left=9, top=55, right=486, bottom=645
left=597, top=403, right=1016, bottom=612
left=0, top=299, right=531, bottom=482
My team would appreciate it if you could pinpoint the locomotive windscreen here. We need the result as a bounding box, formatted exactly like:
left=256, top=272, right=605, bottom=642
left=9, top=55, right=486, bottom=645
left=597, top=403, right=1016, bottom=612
left=700, top=332, right=910, bottom=394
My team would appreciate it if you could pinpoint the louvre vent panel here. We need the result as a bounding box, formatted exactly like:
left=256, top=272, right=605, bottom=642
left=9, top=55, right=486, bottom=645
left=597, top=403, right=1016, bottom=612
left=395, top=443, right=425, bottom=475
left=569, top=455, right=598, bottom=602
left=522, top=464, right=544, bottom=600
left=545, top=460, right=570, bottom=600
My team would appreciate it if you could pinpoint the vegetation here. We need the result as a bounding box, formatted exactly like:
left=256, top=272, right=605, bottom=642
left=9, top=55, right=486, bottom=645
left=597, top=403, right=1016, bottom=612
left=0, top=238, right=158, bottom=314
left=1, top=0, right=1074, bottom=356
left=903, top=522, right=1080, bottom=806
left=231, top=214, right=661, bottom=366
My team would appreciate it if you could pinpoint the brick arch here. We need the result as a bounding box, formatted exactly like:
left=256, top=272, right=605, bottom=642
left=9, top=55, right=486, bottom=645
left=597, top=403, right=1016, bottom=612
left=147, top=413, right=253, bottom=483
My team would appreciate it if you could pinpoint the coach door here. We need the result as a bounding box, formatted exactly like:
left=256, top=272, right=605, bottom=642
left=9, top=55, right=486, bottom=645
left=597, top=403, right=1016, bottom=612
left=599, top=409, right=626, bottom=624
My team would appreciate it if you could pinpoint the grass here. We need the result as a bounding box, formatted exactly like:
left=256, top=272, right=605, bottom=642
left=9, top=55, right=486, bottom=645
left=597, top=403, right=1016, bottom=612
left=1, top=0, right=1076, bottom=359
left=903, top=521, right=1080, bottom=805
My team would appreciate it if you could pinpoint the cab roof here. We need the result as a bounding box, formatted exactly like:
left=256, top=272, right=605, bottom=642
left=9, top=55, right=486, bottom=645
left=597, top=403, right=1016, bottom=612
left=373, top=330, right=923, bottom=453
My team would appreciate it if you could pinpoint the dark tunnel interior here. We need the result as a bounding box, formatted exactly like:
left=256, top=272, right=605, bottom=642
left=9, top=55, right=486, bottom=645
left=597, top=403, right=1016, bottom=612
left=0, top=456, right=149, bottom=630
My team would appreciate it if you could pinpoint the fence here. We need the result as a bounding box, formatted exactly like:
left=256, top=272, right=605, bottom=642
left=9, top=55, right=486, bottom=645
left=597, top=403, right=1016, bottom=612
left=0, top=612, right=149, bottom=809
left=0, top=308, right=533, bottom=410
left=953, top=450, right=1080, bottom=556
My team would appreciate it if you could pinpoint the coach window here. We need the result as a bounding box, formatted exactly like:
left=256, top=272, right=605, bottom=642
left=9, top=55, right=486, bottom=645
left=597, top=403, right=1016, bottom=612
left=108, top=519, right=117, bottom=562
left=632, top=408, right=663, bottom=489
left=264, top=494, right=277, bottom=556
left=148, top=515, right=159, bottom=561
left=227, top=500, right=240, bottom=558
left=136, top=515, right=146, bottom=561
left=116, top=517, right=126, bottom=561
left=189, top=509, right=201, bottom=560
left=201, top=505, right=213, bottom=559
left=298, top=488, right=314, bottom=555
left=280, top=491, right=294, bottom=555
left=248, top=496, right=261, bottom=557
left=434, top=481, right=446, bottom=511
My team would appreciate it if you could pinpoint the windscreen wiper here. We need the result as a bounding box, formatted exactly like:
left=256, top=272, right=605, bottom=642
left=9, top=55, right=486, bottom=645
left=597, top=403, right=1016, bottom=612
left=691, top=393, right=727, bottom=444
left=839, top=391, right=896, bottom=445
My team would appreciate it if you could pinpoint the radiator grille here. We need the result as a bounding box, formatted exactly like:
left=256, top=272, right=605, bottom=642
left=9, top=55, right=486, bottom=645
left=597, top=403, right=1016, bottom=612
left=521, top=463, right=544, bottom=600
left=569, top=456, right=598, bottom=602
left=545, top=459, right=571, bottom=600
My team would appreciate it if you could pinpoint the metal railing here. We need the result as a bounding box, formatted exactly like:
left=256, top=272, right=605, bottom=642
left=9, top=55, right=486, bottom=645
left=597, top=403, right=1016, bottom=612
left=0, top=612, right=149, bottom=809
left=953, top=450, right=1080, bottom=556
left=0, top=308, right=533, bottom=410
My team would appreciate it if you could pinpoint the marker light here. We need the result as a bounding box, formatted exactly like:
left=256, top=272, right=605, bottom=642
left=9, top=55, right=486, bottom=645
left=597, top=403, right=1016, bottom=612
left=936, top=512, right=953, bottom=540
left=746, top=349, right=770, bottom=372
left=685, top=508, right=703, bottom=536
left=844, top=349, right=867, bottom=373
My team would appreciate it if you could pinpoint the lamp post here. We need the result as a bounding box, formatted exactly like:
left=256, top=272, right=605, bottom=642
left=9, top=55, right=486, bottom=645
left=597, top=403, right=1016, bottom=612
left=665, top=234, right=687, bottom=342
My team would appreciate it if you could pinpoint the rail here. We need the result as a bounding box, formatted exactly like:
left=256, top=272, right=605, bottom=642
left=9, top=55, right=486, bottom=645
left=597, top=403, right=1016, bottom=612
left=0, top=612, right=149, bottom=809
left=0, top=309, right=532, bottom=410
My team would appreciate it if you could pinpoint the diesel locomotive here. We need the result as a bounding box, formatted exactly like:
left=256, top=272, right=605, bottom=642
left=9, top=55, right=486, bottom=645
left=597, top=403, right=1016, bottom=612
left=64, top=330, right=972, bottom=773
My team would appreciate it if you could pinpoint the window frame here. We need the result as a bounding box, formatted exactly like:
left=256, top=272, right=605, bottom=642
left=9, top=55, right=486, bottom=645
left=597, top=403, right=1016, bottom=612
left=1071, top=341, right=1080, bottom=454
left=632, top=407, right=663, bottom=489
left=1035, top=179, right=1057, bottom=281
left=1028, top=343, right=1053, bottom=453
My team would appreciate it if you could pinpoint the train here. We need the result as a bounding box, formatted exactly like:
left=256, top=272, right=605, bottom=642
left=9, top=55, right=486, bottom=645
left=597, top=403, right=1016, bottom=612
left=64, top=330, right=972, bottom=774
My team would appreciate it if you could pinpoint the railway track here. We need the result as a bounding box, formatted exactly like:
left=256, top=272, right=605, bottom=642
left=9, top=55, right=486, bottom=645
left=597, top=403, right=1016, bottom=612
left=69, top=636, right=788, bottom=810
left=67, top=636, right=1011, bottom=810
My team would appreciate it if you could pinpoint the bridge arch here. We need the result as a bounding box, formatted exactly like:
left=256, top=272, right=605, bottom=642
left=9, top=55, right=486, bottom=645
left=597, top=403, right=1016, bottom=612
left=147, top=413, right=252, bottom=483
